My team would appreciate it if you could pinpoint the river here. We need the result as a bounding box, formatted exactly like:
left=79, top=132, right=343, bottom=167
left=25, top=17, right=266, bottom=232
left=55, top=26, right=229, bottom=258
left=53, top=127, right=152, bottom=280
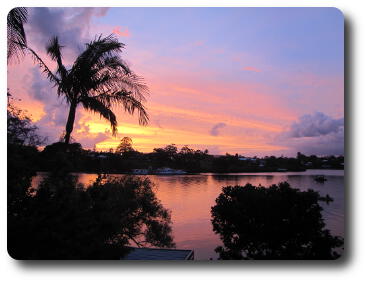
left=32, top=169, right=344, bottom=260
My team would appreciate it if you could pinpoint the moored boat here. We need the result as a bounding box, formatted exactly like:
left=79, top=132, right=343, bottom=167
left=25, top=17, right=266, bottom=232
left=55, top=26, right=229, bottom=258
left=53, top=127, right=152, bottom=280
left=314, top=175, right=327, bottom=182
left=154, top=167, right=187, bottom=175
left=131, top=167, right=187, bottom=175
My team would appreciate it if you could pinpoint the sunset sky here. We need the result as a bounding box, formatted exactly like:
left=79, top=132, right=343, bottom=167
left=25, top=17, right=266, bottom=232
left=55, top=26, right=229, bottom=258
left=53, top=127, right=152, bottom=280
left=7, top=7, right=344, bottom=156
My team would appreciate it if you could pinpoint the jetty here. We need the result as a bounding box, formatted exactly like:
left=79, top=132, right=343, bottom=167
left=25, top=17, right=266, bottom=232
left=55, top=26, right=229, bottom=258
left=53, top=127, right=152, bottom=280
left=121, top=247, right=194, bottom=260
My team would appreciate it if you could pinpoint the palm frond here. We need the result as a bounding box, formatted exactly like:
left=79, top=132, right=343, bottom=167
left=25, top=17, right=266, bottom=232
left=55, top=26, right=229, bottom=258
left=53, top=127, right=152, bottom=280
left=114, top=73, right=149, bottom=102
left=80, top=96, right=118, bottom=135
left=93, top=91, right=149, bottom=126
left=69, top=36, right=131, bottom=97
left=7, top=7, right=28, bottom=62
left=20, top=43, right=60, bottom=86
left=73, top=34, right=129, bottom=75
left=87, top=72, right=148, bottom=102
left=46, top=36, right=68, bottom=81
left=70, top=45, right=149, bottom=105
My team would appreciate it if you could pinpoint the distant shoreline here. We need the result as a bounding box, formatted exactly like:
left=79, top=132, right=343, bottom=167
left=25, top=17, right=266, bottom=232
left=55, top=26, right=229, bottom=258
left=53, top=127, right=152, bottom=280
left=36, top=168, right=344, bottom=175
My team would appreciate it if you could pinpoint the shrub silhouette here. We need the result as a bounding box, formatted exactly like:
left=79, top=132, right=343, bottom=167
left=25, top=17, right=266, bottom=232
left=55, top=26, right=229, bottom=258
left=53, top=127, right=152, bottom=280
left=7, top=98, right=44, bottom=204
left=8, top=173, right=175, bottom=259
left=211, top=182, right=343, bottom=259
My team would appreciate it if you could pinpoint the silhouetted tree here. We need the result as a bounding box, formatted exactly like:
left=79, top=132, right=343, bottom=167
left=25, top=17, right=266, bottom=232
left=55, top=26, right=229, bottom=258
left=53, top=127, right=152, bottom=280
left=7, top=100, right=45, bottom=253
left=8, top=173, right=175, bottom=259
left=7, top=98, right=45, bottom=197
left=7, top=96, right=46, bottom=146
left=211, top=182, right=343, bottom=259
left=116, top=136, right=134, bottom=155
left=161, top=144, right=178, bottom=158
left=151, top=144, right=178, bottom=168
left=22, top=34, right=149, bottom=144
left=180, top=145, right=194, bottom=155
left=40, top=142, right=83, bottom=173
left=7, top=7, right=27, bottom=62
left=176, top=145, right=210, bottom=172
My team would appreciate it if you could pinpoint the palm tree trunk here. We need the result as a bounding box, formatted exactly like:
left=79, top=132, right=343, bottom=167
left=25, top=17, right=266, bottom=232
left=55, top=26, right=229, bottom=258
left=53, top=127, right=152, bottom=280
left=64, top=102, right=77, bottom=144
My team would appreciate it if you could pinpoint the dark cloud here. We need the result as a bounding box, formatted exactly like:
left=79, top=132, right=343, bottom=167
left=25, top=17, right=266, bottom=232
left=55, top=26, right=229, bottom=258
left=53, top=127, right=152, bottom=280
left=26, top=8, right=109, bottom=57
left=273, top=112, right=344, bottom=156
left=29, top=66, right=76, bottom=143
left=210, top=122, right=226, bottom=136
left=30, top=67, right=55, bottom=103
left=283, top=127, right=344, bottom=156
left=288, top=112, right=343, bottom=138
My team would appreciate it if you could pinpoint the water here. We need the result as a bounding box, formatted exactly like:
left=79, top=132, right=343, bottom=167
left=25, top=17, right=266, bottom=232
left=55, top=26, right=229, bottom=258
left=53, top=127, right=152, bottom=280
left=32, top=169, right=344, bottom=260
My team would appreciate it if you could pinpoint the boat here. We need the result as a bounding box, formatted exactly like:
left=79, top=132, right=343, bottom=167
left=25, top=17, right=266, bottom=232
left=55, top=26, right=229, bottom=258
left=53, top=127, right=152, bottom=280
left=131, top=169, right=150, bottom=175
left=154, top=167, right=187, bottom=175
left=314, top=175, right=327, bottom=182
left=131, top=167, right=188, bottom=175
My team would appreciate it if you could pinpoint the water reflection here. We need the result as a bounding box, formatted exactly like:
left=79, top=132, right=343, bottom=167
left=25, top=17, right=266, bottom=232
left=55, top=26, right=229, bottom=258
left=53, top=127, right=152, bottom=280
left=32, top=170, right=344, bottom=260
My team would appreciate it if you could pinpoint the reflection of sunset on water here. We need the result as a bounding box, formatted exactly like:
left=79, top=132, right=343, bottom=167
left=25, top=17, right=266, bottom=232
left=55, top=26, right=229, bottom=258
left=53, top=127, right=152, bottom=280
left=32, top=171, right=344, bottom=260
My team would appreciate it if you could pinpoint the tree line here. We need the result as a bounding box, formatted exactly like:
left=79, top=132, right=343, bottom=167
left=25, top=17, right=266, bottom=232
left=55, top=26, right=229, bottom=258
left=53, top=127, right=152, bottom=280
left=29, top=139, right=344, bottom=174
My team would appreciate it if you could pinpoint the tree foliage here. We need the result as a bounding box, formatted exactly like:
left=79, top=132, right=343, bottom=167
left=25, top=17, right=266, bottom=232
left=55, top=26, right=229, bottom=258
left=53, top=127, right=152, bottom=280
left=211, top=182, right=343, bottom=259
left=22, top=34, right=149, bottom=144
left=7, top=97, right=46, bottom=147
left=116, top=136, right=134, bottom=155
left=40, top=142, right=84, bottom=173
left=7, top=97, right=45, bottom=198
left=8, top=173, right=175, bottom=259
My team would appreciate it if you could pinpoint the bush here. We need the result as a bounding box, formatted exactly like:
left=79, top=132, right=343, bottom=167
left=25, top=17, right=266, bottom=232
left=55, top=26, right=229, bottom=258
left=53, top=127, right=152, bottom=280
left=211, top=182, right=343, bottom=259
left=8, top=173, right=175, bottom=259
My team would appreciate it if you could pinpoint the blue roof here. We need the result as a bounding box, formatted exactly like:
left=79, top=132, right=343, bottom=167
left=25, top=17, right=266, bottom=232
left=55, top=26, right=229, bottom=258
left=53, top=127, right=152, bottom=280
left=122, top=247, right=194, bottom=260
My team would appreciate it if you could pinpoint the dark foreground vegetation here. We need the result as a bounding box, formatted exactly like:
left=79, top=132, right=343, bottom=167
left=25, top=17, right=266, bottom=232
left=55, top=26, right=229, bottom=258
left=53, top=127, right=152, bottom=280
left=211, top=182, right=344, bottom=259
left=7, top=104, right=174, bottom=259
left=9, top=172, right=175, bottom=259
left=8, top=172, right=174, bottom=259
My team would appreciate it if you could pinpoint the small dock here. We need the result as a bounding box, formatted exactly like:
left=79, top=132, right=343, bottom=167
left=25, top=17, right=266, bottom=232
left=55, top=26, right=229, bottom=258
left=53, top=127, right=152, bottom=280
left=121, top=247, right=194, bottom=260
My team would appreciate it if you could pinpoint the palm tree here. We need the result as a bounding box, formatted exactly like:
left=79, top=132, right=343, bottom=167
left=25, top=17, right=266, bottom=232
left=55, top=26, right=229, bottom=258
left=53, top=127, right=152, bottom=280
left=7, top=7, right=28, bottom=62
left=23, top=35, right=149, bottom=144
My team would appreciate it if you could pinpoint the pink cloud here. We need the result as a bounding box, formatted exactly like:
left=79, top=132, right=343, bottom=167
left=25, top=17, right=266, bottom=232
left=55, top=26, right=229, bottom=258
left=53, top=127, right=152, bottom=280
left=242, top=66, right=261, bottom=73
left=112, top=26, right=130, bottom=37
left=193, top=40, right=205, bottom=47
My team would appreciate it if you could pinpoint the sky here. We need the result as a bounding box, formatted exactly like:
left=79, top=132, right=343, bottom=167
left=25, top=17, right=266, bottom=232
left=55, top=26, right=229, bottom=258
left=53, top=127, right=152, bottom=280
left=7, top=7, right=344, bottom=156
